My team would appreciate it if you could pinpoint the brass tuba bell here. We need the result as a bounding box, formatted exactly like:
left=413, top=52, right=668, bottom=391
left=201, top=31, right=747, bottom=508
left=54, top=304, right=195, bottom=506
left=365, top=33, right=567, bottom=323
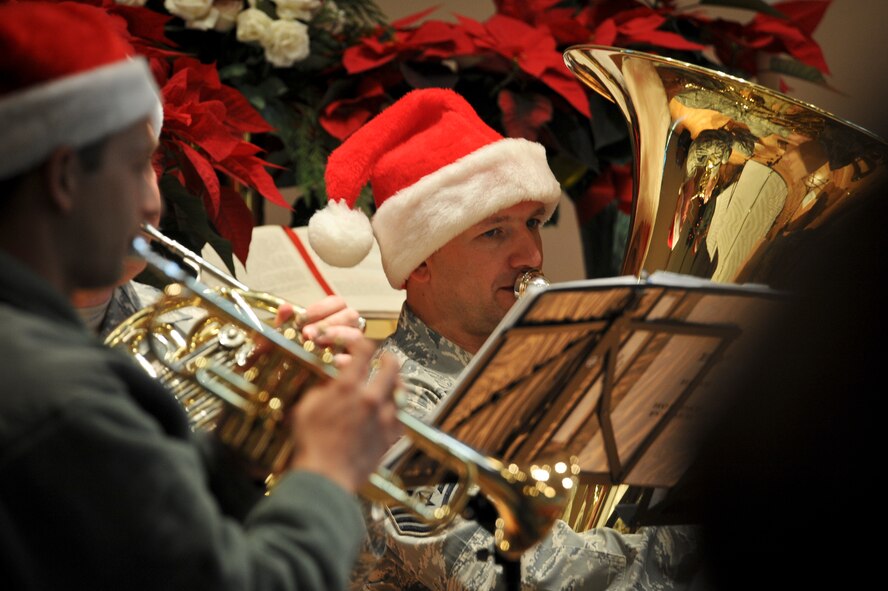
left=563, top=45, right=888, bottom=286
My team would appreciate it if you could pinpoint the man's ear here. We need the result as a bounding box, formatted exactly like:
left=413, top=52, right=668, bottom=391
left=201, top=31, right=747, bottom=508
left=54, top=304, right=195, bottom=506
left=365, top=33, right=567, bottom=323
left=408, top=261, right=431, bottom=284
left=45, top=147, right=78, bottom=214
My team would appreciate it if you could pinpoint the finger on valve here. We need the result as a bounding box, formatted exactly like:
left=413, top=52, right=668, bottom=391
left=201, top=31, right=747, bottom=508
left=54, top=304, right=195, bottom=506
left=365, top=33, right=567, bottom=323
left=308, top=324, right=365, bottom=354
left=300, top=297, right=365, bottom=342
left=273, top=301, right=302, bottom=328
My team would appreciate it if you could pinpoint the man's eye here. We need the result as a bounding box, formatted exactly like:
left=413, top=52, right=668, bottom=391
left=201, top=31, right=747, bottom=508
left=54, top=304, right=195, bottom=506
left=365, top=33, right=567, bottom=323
left=482, top=228, right=503, bottom=239
left=527, top=218, right=543, bottom=230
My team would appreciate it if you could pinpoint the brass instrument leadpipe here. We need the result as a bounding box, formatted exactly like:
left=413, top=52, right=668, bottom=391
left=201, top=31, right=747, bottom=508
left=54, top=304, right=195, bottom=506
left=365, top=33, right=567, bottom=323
left=140, top=223, right=250, bottom=291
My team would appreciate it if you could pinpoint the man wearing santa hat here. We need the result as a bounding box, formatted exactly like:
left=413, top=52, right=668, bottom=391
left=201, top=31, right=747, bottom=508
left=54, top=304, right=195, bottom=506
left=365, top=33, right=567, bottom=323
left=309, top=88, right=700, bottom=590
left=0, top=3, right=402, bottom=589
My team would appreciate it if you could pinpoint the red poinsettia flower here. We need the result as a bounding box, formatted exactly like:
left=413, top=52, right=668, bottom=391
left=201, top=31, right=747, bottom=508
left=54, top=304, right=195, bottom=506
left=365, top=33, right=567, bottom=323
left=458, top=14, right=591, bottom=117
left=343, top=8, right=475, bottom=74
left=711, top=0, right=831, bottom=77
left=493, top=0, right=594, bottom=45
left=746, top=0, right=831, bottom=73
left=498, top=89, right=553, bottom=142
left=158, top=57, right=286, bottom=261
left=591, top=6, right=705, bottom=51
left=320, top=77, right=389, bottom=140
left=494, top=0, right=562, bottom=23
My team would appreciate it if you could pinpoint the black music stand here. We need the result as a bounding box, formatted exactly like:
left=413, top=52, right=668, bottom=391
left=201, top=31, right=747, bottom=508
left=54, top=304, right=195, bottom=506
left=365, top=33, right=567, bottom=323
left=390, top=271, right=784, bottom=512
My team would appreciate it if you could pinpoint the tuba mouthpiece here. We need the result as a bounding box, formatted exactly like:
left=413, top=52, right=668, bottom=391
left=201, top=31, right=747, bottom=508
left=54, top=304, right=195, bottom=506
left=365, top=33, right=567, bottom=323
left=514, top=270, right=549, bottom=299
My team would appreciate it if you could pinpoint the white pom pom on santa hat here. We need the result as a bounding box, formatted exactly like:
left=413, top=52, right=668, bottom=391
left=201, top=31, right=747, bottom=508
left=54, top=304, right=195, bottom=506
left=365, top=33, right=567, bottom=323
left=307, top=199, right=374, bottom=267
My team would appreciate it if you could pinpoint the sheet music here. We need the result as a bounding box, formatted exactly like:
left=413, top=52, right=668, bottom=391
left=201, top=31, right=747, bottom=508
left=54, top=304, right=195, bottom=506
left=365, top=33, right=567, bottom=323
left=201, top=226, right=404, bottom=317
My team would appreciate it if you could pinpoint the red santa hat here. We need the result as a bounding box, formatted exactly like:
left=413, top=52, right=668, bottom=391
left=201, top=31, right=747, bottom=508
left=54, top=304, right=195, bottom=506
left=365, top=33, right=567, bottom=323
left=0, top=1, right=162, bottom=180
left=308, top=88, right=562, bottom=289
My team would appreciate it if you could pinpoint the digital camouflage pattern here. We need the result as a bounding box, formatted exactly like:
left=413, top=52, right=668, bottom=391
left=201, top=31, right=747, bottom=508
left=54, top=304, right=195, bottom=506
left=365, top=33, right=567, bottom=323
left=95, top=281, right=161, bottom=340
left=352, top=304, right=702, bottom=591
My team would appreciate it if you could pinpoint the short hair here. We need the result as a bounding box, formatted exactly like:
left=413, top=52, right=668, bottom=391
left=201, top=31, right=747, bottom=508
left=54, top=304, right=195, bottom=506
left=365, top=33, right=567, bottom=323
left=0, top=137, right=109, bottom=205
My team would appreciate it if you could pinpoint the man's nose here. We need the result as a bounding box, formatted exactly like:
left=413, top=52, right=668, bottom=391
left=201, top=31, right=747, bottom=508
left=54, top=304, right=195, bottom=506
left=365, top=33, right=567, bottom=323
left=510, top=230, right=543, bottom=269
left=140, top=173, right=162, bottom=225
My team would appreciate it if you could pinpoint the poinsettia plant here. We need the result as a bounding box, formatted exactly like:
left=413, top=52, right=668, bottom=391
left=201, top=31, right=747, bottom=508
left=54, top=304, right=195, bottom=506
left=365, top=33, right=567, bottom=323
left=70, top=0, right=833, bottom=277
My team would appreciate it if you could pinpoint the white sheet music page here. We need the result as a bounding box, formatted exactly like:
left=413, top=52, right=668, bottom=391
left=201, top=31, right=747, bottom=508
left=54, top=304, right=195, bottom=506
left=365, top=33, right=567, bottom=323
left=201, top=225, right=404, bottom=318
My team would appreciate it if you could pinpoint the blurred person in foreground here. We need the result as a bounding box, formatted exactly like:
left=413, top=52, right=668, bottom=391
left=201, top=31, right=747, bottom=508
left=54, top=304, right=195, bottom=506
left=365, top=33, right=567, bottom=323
left=683, top=180, right=886, bottom=590
left=0, top=3, right=401, bottom=589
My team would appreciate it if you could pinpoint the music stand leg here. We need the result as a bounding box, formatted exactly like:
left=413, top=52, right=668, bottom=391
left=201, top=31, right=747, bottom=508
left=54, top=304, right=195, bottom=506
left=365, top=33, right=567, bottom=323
left=499, top=556, right=520, bottom=591
left=465, top=495, right=522, bottom=591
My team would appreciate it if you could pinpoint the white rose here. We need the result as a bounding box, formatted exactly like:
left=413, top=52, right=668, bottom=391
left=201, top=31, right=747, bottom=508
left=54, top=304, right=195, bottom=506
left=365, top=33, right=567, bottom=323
left=262, top=18, right=310, bottom=68
left=271, top=0, right=320, bottom=21
left=164, top=0, right=214, bottom=22
left=213, top=0, right=243, bottom=32
left=236, top=7, right=272, bottom=43
left=186, top=7, right=219, bottom=30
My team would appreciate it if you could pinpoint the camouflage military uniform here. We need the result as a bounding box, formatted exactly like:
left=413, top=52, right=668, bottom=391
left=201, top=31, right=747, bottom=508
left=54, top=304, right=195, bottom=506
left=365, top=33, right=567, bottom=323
left=352, top=304, right=701, bottom=591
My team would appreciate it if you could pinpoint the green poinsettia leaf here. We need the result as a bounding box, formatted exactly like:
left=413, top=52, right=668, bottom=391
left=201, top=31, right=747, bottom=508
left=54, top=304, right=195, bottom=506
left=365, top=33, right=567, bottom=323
left=264, top=99, right=325, bottom=181
left=217, top=62, right=249, bottom=79
left=700, top=0, right=785, bottom=18
left=400, top=61, right=460, bottom=90
left=237, top=86, right=267, bottom=110
left=548, top=152, right=592, bottom=191
left=158, top=175, right=237, bottom=275
left=769, top=55, right=828, bottom=84
left=236, top=76, right=290, bottom=111
left=258, top=76, right=290, bottom=99
left=204, top=235, right=237, bottom=277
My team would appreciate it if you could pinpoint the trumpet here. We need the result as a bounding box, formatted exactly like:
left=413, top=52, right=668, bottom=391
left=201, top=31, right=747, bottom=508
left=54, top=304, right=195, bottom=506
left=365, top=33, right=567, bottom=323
left=105, top=224, right=575, bottom=559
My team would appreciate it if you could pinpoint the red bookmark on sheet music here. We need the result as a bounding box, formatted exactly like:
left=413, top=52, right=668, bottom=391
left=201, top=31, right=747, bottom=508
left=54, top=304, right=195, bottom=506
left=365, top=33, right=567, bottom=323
left=282, top=226, right=336, bottom=297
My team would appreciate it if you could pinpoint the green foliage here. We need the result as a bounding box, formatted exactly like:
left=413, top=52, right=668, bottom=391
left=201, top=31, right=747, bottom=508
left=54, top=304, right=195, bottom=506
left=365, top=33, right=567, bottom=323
left=767, top=55, right=828, bottom=84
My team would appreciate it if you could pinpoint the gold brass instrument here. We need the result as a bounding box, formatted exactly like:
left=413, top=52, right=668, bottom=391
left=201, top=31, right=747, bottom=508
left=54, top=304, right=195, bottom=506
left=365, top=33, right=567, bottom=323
left=557, top=46, right=888, bottom=530
left=105, top=225, right=576, bottom=559
left=563, top=45, right=888, bottom=286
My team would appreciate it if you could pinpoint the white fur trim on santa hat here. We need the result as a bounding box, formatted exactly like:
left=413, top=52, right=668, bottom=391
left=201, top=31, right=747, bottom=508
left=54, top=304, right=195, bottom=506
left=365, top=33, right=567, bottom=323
left=0, top=57, right=161, bottom=179
left=373, top=138, right=562, bottom=289
left=307, top=198, right=376, bottom=267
